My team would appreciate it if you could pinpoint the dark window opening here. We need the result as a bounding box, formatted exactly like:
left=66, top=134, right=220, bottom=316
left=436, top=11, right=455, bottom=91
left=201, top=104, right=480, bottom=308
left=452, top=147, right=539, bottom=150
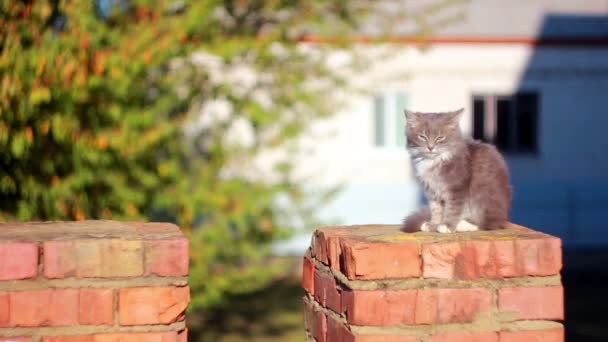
left=472, top=92, right=539, bottom=154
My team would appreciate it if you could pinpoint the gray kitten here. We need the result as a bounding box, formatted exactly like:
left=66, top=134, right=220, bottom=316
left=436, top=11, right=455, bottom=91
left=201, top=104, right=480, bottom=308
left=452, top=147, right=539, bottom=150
left=402, top=109, right=512, bottom=233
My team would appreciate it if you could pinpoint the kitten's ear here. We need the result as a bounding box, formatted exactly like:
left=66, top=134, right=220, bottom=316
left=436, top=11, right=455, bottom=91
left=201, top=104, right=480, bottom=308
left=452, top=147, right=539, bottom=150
left=404, top=110, right=416, bottom=123
left=447, top=108, right=465, bottom=122
left=450, top=108, right=464, bottom=119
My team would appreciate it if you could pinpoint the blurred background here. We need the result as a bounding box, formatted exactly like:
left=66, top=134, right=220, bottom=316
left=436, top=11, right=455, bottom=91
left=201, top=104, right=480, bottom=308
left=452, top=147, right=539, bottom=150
left=2, top=0, right=608, bottom=341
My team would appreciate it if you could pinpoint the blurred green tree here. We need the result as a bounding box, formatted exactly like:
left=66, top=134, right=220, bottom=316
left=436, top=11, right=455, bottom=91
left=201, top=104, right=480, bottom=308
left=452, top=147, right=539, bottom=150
left=0, top=0, right=460, bottom=314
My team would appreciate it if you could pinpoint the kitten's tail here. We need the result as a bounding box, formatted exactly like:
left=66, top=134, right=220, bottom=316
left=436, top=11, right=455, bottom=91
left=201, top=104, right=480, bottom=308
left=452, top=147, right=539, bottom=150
left=401, top=207, right=431, bottom=233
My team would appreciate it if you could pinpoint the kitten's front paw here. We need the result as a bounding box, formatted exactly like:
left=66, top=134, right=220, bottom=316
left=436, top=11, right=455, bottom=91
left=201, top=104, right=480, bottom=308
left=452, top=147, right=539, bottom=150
left=437, top=224, right=453, bottom=234
left=420, top=221, right=433, bottom=232
left=455, top=220, right=479, bottom=232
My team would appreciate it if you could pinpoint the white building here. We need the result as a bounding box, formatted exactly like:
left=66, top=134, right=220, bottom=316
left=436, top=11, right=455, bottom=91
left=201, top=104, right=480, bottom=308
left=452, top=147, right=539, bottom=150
left=276, top=0, right=608, bottom=253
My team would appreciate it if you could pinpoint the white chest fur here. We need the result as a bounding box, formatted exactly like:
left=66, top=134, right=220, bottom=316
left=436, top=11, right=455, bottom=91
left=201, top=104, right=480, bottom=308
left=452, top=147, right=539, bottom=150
left=413, top=158, right=437, bottom=176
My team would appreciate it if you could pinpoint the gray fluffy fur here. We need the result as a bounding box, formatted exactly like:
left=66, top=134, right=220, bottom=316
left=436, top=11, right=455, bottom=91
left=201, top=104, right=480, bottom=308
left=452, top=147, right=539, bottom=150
left=402, top=109, right=512, bottom=233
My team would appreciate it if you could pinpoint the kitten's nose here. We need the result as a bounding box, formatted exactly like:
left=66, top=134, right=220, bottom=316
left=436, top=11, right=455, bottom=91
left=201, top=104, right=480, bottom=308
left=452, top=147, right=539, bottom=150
left=427, top=145, right=435, bottom=151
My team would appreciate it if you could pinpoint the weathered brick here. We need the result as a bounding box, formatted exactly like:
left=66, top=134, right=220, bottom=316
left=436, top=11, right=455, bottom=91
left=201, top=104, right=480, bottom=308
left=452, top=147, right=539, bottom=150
left=44, top=239, right=144, bottom=278
left=0, top=292, right=8, bottom=327
left=313, top=227, right=350, bottom=268
left=342, top=287, right=491, bottom=326
left=79, top=288, right=114, bottom=325
left=326, top=314, right=420, bottom=342
left=9, top=289, right=79, bottom=327
left=177, top=329, right=188, bottom=342
left=422, top=241, right=462, bottom=279
left=430, top=332, right=498, bottom=342
left=341, top=238, right=420, bottom=280
left=303, top=297, right=315, bottom=334
left=437, top=288, right=492, bottom=323
left=342, top=289, right=417, bottom=326
left=118, top=286, right=190, bottom=325
left=42, top=332, right=178, bottom=342
left=8, top=290, right=49, bottom=327
left=302, top=255, right=315, bottom=295
left=94, top=332, right=178, bottom=342
left=314, top=270, right=341, bottom=312
left=0, top=338, right=33, bottom=342
left=314, top=310, right=327, bottom=342
left=422, top=235, right=561, bottom=279
left=144, top=237, right=189, bottom=276
left=50, top=289, right=80, bottom=326
left=499, top=286, right=564, bottom=320
left=0, top=242, right=38, bottom=280
left=42, top=336, right=94, bottom=342
left=416, top=288, right=492, bottom=324
left=514, top=237, right=562, bottom=276
left=326, top=314, right=349, bottom=342
left=499, top=328, right=564, bottom=342
left=304, top=296, right=327, bottom=341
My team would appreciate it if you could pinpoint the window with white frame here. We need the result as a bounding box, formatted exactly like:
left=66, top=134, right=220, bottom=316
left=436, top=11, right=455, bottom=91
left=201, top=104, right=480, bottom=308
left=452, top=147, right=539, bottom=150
left=373, top=92, right=408, bottom=148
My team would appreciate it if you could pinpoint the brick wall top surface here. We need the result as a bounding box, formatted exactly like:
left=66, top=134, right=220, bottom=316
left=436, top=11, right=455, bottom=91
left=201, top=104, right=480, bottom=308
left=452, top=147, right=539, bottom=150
left=312, top=223, right=562, bottom=280
left=0, top=221, right=189, bottom=341
left=303, top=223, right=564, bottom=341
left=0, top=220, right=182, bottom=242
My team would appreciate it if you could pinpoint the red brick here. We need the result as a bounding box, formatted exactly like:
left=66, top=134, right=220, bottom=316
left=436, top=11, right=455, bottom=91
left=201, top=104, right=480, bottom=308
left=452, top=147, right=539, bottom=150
left=50, top=289, right=80, bottom=326
left=144, top=237, right=189, bottom=276
left=303, top=298, right=327, bottom=342
left=177, top=329, right=188, bottom=342
left=314, top=310, right=327, bottom=342
left=0, top=292, right=8, bottom=327
left=430, top=332, right=499, bottom=342
left=416, top=288, right=492, bottom=324
left=342, top=289, right=417, bottom=326
left=79, top=288, right=114, bottom=325
left=326, top=314, right=349, bottom=342
left=302, top=255, right=315, bottom=295
left=43, top=239, right=143, bottom=278
left=422, top=235, right=561, bottom=280
left=492, top=240, right=518, bottom=277
left=0, top=338, right=33, bottom=342
left=514, top=237, right=562, bottom=276
left=341, top=287, right=491, bottom=326
left=44, top=333, right=179, bottom=342
left=43, top=240, right=75, bottom=278
left=423, top=240, right=512, bottom=279
left=499, top=328, right=564, bottom=342
left=303, top=297, right=315, bottom=334
left=499, top=286, right=564, bottom=320
left=9, top=289, right=79, bottom=327
left=0, top=242, right=38, bottom=280
left=312, top=226, right=366, bottom=270
left=313, top=227, right=350, bottom=268
left=422, top=241, right=462, bottom=279
left=42, top=337, right=94, bottom=342
left=341, top=238, right=420, bottom=280
left=314, top=270, right=341, bottom=312
left=118, top=286, right=190, bottom=325
left=313, top=229, right=330, bottom=265
left=326, top=314, right=420, bottom=342
left=8, top=290, right=50, bottom=326
left=94, top=332, right=178, bottom=342
left=346, top=334, right=420, bottom=342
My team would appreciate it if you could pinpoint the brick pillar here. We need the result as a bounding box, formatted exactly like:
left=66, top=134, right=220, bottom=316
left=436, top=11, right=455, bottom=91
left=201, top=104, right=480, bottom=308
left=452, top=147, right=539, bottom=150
left=0, top=221, right=189, bottom=342
left=302, top=224, right=564, bottom=342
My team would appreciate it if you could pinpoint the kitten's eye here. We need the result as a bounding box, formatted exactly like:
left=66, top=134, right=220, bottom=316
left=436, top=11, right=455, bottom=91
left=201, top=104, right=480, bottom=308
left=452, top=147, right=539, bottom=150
left=418, top=135, right=427, bottom=141
left=435, top=136, right=446, bottom=143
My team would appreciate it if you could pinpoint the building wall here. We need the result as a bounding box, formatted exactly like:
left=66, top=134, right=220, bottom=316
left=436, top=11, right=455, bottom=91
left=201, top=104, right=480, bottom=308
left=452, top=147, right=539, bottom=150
left=280, top=43, right=608, bottom=250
